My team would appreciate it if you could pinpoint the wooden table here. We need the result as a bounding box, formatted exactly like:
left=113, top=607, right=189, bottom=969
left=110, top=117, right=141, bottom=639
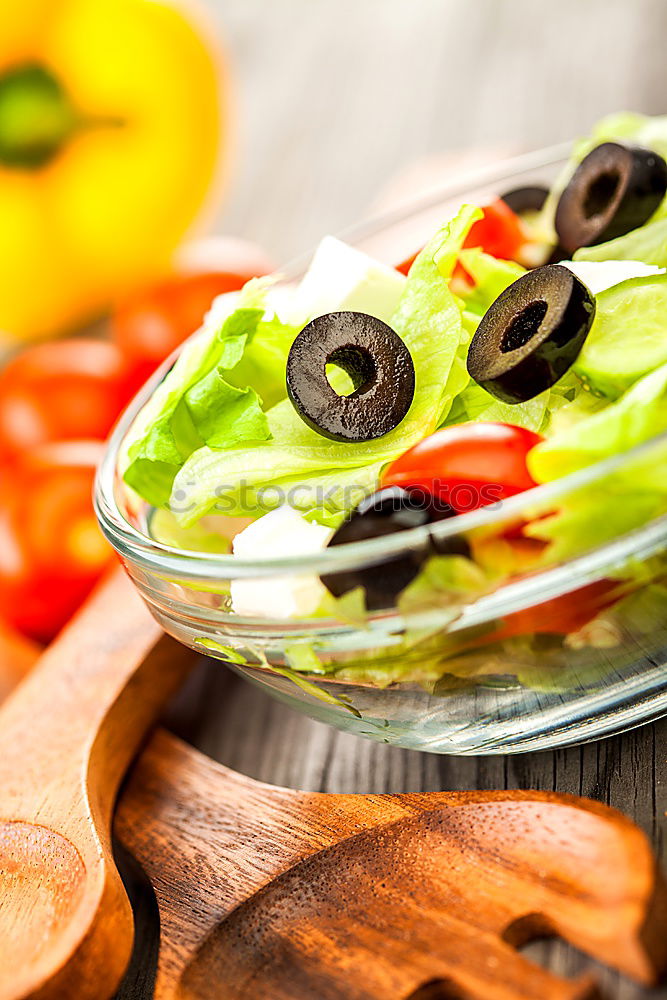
left=127, top=2, right=667, bottom=996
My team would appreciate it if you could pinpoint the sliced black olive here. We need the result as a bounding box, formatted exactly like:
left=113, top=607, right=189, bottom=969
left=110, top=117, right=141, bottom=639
left=286, top=311, right=415, bottom=442
left=501, top=184, right=549, bottom=216
left=555, top=142, right=667, bottom=254
left=322, top=486, right=469, bottom=610
left=466, top=264, right=595, bottom=404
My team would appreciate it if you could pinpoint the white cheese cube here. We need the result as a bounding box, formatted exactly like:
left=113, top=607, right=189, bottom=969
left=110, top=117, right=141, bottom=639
left=231, top=506, right=332, bottom=619
left=296, top=235, right=406, bottom=324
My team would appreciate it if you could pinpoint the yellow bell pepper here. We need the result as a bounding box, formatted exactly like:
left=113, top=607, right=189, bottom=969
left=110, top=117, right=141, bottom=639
left=0, top=0, right=227, bottom=342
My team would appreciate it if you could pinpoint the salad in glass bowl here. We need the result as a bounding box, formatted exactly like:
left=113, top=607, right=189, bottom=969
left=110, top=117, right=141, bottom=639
left=96, top=112, right=667, bottom=754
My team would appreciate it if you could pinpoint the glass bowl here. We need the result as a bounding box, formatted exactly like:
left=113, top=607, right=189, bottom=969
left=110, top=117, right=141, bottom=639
left=95, top=146, right=667, bottom=754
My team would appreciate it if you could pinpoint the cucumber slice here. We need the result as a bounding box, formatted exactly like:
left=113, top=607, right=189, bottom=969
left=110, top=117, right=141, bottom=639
left=574, top=273, right=667, bottom=396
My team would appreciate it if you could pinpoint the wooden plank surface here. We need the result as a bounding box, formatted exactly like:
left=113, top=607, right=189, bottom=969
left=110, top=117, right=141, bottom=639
left=163, top=2, right=667, bottom=997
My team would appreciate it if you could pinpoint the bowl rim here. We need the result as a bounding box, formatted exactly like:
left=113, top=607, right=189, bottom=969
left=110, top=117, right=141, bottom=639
left=95, top=142, right=667, bottom=582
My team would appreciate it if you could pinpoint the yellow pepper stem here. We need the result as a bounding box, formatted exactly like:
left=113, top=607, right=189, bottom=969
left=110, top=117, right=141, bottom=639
left=0, top=63, right=122, bottom=169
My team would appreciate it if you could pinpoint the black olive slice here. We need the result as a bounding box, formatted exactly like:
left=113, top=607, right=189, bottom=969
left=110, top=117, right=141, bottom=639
left=501, top=184, right=549, bottom=216
left=555, top=142, right=667, bottom=254
left=322, top=486, right=469, bottom=610
left=286, top=311, right=415, bottom=442
left=466, top=264, right=595, bottom=404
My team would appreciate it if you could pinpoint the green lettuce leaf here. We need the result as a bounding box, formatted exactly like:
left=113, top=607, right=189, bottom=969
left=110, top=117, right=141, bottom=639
left=573, top=216, right=667, bottom=267
left=446, top=382, right=551, bottom=433
left=171, top=205, right=483, bottom=526
left=226, top=313, right=297, bottom=410
left=148, top=509, right=231, bottom=552
left=457, top=248, right=525, bottom=318
left=122, top=281, right=298, bottom=508
left=523, top=363, right=667, bottom=562
left=574, top=274, right=667, bottom=396
left=528, top=360, right=667, bottom=482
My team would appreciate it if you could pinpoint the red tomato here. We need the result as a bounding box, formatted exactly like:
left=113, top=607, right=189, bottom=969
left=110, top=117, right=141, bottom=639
left=112, top=268, right=270, bottom=378
left=0, top=340, right=143, bottom=458
left=395, top=198, right=526, bottom=276
left=0, top=441, right=115, bottom=642
left=382, top=423, right=542, bottom=513
left=488, top=579, right=620, bottom=640
left=462, top=198, right=526, bottom=260
left=396, top=249, right=419, bottom=276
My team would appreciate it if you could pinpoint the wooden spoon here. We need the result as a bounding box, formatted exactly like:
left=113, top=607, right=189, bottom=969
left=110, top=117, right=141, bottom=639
left=0, top=620, right=40, bottom=702
left=116, top=727, right=667, bottom=1000
left=0, top=569, right=195, bottom=1000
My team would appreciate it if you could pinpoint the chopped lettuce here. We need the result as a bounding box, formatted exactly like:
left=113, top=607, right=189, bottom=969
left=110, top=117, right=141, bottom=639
left=574, top=215, right=667, bottom=267
left=122, top=280, right=299, bottom=507
left=542, top=383, right=609, bottom=437
left=574, top=217, right=667, bottom=268
left=148, top=509, right=231, bottom=553
left=457, top=248, right=525, bottom=318
left=226, top=313, right=297, bottom=410
left=524, top=364, right=667, bottom=562
left=528, top=360, right=667, bottom=482
left=445, top=381, right=551, bottom=433
left=170, top=205, right=483, bottom=526
left=574, top=274, right=667, bottom=396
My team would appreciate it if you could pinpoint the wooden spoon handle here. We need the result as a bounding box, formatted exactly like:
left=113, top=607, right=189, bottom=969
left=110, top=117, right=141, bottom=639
left=0, top=569, right=182, bottom=827
left=0, top=568, right=195, bottom=1000
left=0, top=621, right=40, bottom=702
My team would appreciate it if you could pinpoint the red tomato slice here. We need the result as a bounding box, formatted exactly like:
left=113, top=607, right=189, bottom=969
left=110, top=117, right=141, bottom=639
left=0, top=441, right=115, bottom=642
left=396, top=249, right=419, bottom=276
left=396, top=198, right=527, bottom=276
left=382, top=423, right=542, bottom=513
left=111, top=268, right=270, bottom=379
left=463, top=198, right=526, bottom=260
left=0, top=340, right=143, bottom=459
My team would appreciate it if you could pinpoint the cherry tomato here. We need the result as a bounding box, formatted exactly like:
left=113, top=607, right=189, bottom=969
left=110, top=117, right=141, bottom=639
left=382, top=423, right=542, bottom=513
left=0, top=340, right=143, bottom=458
left=0, top=441, right=115, bottom=642
left=111, top=268, right=270, bottom=379
left=396, top=198, right=527, bottom=276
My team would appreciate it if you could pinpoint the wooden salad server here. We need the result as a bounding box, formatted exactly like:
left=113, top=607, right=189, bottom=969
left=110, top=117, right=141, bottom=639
left=0, top=569, right=195, bottom=1000
left=116, top=727, right=667, bottom=1000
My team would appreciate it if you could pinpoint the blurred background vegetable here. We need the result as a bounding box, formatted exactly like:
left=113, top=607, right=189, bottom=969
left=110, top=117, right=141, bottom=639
left=0, top=441, right=114, bottom=642
left=0, top=339, right=143, bottom=457
left=0, top=0, right=226, bottom=343
left=111, top=245, right=272, bottom=382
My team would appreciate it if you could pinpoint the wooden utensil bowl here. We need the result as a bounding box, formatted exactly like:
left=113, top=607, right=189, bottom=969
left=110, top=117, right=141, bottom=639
left=0, top=821, right=88, bottom=993
left=117, top=731, right=667, bottom=1000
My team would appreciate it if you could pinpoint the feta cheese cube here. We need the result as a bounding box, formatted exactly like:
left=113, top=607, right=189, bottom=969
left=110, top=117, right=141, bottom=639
left=231, top=506, right=332, bottom=619
left=296, top=236, right=406, bottom=324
